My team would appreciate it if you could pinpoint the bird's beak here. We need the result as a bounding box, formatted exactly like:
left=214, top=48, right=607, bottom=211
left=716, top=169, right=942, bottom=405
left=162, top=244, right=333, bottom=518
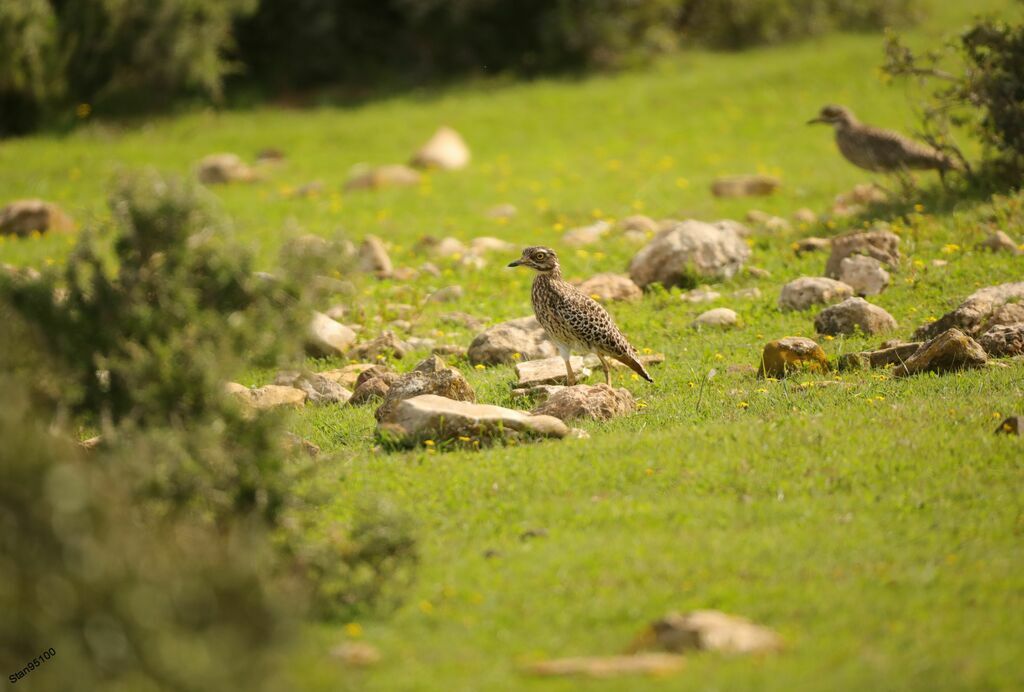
left=507, top=259, right=522, bottom=268
left=807, top=117, right=826, bottom=125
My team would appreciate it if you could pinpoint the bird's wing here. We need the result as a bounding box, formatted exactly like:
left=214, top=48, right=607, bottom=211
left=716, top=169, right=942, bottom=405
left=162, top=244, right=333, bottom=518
left=865, top=126, right=949, bottom=169
left=558, top=283, right=638, bottom=358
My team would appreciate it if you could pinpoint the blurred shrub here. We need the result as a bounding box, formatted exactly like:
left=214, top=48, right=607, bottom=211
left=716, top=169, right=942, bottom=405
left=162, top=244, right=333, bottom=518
left=0, top=370, right=291, bottom=692
left=883, top=8, right=1024, bottom=184
left=0, top=0, right=255, bottom=134
left=0, top=171, right=417, bottom=644
left=681, top=0, right=920, bottom=49
left=0, top=0, right=60, bottom=135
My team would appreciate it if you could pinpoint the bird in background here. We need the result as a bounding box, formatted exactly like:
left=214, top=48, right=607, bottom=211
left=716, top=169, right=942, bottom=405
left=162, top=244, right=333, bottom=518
left=508, top=246, right=653, bottom=386
left=807, top=104, right=962, bottom=188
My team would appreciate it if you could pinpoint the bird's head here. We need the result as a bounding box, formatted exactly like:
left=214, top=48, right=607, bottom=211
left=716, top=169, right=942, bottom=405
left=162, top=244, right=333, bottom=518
left=508, top=246, right=560, bottom=273
left=807, top=104, right=856, bottom=128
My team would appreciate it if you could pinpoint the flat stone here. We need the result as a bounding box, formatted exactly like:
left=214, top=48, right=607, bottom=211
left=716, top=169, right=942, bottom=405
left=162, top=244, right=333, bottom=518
left=525, top=654, right=684, bottom=678
left=531, top=384, right=636, bottom=422
left=837, top=342, right=922, bottom=370
left=227, top=383, right=307, bottom=410
left=758, top=337, right=829, bottom=378
left=710, top=174, right=780, bottom=198
left=320, top=363, right=377, bottom=388
left=978, top=323, right=1024, bottom=357
left=577, top=273, right=642, bottom=302
left=794, top=237, right=830, bottom=256
left=515, top=356, right=592, bottom=387
left=630, top=610, right=782, bottom=655
left=196, top=153, right=257, bottom=184
left=693, top=307, right=738, bottom=329
left=814, top=297, right=897, bottom=336
left=893, top=328, right=988, bottom=377
left=344, top=164, right=421, bottom=191
left=680, top=287, right=721, bottom=303
left=274, top=371, right=352, bottom=404
left=793, top=208, right=818, bottom=225
left=778, top=277, right=854, bottom=312
left=377, top=395, right=570, bottom=447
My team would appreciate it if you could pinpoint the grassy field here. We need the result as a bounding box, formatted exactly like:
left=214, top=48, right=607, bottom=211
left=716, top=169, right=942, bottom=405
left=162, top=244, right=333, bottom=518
left=3, top=0, right=1023, bottom=690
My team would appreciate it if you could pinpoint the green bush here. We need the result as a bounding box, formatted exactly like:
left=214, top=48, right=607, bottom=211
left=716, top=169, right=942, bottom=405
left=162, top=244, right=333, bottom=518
left=0, top=370, right=292, bottom=691
left=681, top=0, right=920, bottom=49
left=882, top=8, right=1024, bottom=184
left=0, top=0, right=60, bottom=135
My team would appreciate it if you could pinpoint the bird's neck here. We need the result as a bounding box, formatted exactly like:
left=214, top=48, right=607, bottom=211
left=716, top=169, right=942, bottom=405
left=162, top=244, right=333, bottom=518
left=535, top=266, right=563, bottom=282
left=834, top=117, right=858, bottom=132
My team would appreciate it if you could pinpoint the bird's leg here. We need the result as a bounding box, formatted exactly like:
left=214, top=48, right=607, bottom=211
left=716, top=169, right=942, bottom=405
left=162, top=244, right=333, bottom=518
left=596, top=353, right=612, bottom=386
left=896, top=169, right=916, bottom=199
left=559, top=346, right=576, bottom=386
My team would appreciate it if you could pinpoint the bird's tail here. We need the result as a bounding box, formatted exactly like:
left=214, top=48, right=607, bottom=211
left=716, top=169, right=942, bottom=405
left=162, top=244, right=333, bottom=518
left=616, top=353, right=654, bottom=383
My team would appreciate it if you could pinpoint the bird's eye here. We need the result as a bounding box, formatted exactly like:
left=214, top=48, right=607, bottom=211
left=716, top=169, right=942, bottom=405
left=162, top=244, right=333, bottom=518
left=533, top=252, right=545, bottom=260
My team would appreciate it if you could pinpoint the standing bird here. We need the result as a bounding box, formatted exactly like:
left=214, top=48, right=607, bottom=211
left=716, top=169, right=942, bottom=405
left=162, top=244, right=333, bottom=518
left=807, top=104, right=961, bottom=185
left=508, top=246, right=653, bottom=386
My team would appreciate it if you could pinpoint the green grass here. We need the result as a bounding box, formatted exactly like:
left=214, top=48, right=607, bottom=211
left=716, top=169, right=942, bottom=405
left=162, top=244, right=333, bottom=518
left=3, top=1, right=1024, bottom=690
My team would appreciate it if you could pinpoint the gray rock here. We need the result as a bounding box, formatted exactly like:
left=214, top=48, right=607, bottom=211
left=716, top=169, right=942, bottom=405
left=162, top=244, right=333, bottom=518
left=344, top=164, right=421, bottom=191
left=732, top=287, right=762, bottom=300
left=837, top=342, right=922, bottom=370
left=793, top=208, right=818, bottom=225
left=693, top=307, right=738, bottom=329
left=358, top=235, right=393, bottom=277
left=374, top=356, right=475, bottom=422
left=563, top=220, right=611, bottom=247
left=274, top=371, right=352, bottom=405
left=825, top=229, right=900, bottom=278
left=778, top=277, right=854, bottom=312
left=838, top=255, right=890, bottom=296
left=0, top=199, right=75, bottom=236
left=893, top=328, right=987, bottom=377
left=794, top=237, right=831, bottom=256
left=350, top=331, right=410, bottom=360
left=377, top=395, right=571, bottom=447
left=680, top=287, right=721, bottom=303
left=758, top=337, right=829, bottom=378
left=349, top=367, right=398, bottom=406
left=710, top=175, right=780, bottom=198
left=814, top=297, right=897, bottom=336
left=577, top=273, right=642, bottom=302
left=629, top=220, right=750, bottom=289
left=320, top=363, right=377, bottom=388
left=427, top=285, right=464, bottom=303
left=226, top=382, right=306, bottom=410
left=469, top=236, right=516, bottom=254
left=468, top=316, right=558, bottom=365
left=531, top=384, right=636, bottom=422
left=978, top=323, right=1024, bottom=357
left=985, top=302, right=1024, bottom=331
left=745, top=209, right=791, bottom=232
left=976, top=230, right=1021, bottom=255
left=914, top=282, right=1024, bottom=340
left=196, top=153, right=256, bottom=184
left=306, top=311, right=357, bottom=357
left=633, top=611, right=782, bottom=655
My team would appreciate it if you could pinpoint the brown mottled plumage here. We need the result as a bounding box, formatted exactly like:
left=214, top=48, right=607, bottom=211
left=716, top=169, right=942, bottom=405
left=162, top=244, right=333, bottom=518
left=508, top=246, right=653, bottom=386
left=808, top=104, right=961, bottom=175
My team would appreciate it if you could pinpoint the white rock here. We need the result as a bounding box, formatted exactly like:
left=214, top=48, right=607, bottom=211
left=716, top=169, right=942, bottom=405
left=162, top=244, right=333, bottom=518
left=778, top=276, right=854, bottom=312
left=838, top=255, right=890, bottom=296
left=629, top=220, right=750, bottom=289
left=307, top=311, right=357, bottom=356
left=693, top=307, right=738, bottom=329
left=410, top=126, right=470, bottom=170
left=468, top=316, right=558, bottom=365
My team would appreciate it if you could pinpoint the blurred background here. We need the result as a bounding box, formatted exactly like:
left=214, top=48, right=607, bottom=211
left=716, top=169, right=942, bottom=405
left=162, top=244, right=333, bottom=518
left=2, top=0, right=920, bottom=136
